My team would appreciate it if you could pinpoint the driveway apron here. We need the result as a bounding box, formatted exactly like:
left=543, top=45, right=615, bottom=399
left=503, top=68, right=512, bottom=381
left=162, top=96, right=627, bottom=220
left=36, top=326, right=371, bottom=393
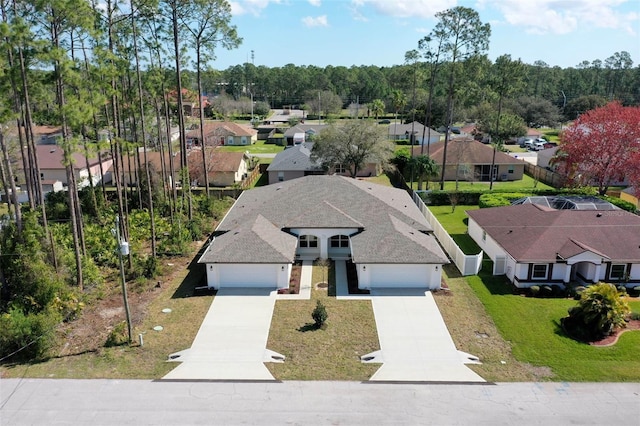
left=367, top=289, right=485, bottom=382
left=163, top=288, right=283, bottom=381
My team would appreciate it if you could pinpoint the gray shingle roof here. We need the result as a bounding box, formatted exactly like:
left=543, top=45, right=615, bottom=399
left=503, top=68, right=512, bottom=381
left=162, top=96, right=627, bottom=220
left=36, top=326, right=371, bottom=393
left=266, top=142, right=321, bottom=172
left=199, top=175, right=448, bottom=264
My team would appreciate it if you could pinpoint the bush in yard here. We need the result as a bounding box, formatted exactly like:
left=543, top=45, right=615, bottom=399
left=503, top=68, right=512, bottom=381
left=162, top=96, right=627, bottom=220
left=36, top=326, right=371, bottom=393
left=312, top=300, right=328, bottom=328
left=561, top=282, right=630, bottom=341
left=529, top=285, right=540, bottom=297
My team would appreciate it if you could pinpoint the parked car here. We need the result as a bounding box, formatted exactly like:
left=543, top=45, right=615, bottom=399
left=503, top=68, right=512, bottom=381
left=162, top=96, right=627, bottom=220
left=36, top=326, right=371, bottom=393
left=521, top=139, right=534, bottom=149
left=531, top=141, right=546, bottom=151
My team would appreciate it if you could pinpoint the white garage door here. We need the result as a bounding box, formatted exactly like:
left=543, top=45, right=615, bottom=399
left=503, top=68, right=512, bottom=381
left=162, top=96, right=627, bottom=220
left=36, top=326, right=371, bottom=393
left=218, top=264, right=277, bottom=287
left=369, top=264, right=427, bottom=288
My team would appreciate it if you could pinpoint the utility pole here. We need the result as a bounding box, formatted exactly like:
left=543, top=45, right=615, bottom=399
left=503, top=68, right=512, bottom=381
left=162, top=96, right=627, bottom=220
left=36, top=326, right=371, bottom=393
left=114, top=215, right=132, bottom=343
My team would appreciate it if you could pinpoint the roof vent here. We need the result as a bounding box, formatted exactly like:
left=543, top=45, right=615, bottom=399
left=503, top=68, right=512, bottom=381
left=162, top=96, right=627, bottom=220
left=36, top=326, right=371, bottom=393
left=596, top=213, right=602, bottom=217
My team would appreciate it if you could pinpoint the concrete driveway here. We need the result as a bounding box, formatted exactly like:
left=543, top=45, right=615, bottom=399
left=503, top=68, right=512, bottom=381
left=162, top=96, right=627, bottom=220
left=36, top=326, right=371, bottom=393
left=363, top=288, right=485, bottom=382
left=163, top=288, right=284, bottom=381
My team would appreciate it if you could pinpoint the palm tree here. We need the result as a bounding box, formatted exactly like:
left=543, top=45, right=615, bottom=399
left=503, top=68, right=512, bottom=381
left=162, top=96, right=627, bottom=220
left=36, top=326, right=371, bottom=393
left=408, top=155, right=439, bottom=191
left=370, top=99, right=385, bottom=120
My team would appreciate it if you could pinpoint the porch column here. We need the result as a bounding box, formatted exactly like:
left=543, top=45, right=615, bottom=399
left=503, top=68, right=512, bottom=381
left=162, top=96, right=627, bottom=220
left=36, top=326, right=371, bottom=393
left=593, top=263, right=602, bottom=283
left=320, top=237, right=328, bottom=259
left=563, top=265, right=572, bottom=283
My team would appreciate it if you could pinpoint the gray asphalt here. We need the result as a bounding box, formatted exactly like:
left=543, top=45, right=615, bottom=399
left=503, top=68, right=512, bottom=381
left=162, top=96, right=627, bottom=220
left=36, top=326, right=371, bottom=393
left=1, top=379, right=639, bottom=425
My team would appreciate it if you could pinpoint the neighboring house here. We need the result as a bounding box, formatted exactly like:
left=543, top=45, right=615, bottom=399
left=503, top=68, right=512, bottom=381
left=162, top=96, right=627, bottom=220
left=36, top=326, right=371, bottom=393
left=283, top=124, right=327, bottom=146
left=266, top=142, right=381, bottom=184
left=526, top=128, right=543, bottom=139
left=119, top=150, right=179, bottom=188
left=467, top=203, right=640, bottom=289
left=536, top=146, right=559, bottom=170
left=198, top=175, right=449, bottom=290
left=263, top=108, right=306, bottom=124
left=388, top=121, right=442, bottom=145
left=620, top=187, right=639, bottom=210
left=33, top=125, right=63, bottom=145
left=26, top=145, right=113, bottom=189
left=416, top=139, right=525, bottom=182
left=185, top=122, right=257, bottom=148
left=188, top=148, right=249, bottom=187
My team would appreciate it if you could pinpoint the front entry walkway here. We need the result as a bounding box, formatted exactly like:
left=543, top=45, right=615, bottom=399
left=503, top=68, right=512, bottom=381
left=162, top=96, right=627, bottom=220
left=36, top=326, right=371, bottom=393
left=363, top=288, right=485, bottom=383
left=163, top=288, right=284, bottom=381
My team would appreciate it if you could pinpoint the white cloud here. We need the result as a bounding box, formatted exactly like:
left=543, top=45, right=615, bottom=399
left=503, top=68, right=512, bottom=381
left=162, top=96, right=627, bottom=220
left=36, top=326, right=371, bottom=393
left=308, top=0, right=322, bottom=6
left=230, top=0, right=283, bottom=17
left=302, top=15, right=329, bottom=27
left=350, top=0, right=456, bottom=19
left=479, top=0, right=638, bottom=35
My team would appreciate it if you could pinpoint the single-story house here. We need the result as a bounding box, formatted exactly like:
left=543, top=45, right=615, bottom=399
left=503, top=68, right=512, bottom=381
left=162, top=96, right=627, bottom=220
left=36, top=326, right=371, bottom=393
left=467, top=203, right=640, bottom=288
left=185, top=122, right=257, bottom=148
left=536, top=146, right=559, bottom=170
left=24, top=145, right=113, bottom=189
left=283, top=124, right=327, bottom=146
left=263, top=108, right=306, bottom=125
left=198, top=175, right=449, bottom=290
left=33, top=125, right=63, bottom=145
left=620, top=187, right=639, bottom=210
left=266, top=142, right=381, bottom=184
left=119, top=150, right=179, bottom=187
left=415, top=139, right=525, bottom=182
left=188, top=148, right=249, bottom=187
left=388, top=121, right=442, bottom=145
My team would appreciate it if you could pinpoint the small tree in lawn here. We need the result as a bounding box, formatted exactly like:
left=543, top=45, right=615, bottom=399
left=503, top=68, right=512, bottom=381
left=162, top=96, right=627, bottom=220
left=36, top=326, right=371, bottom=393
left=561, top=282, right=630, bottom=342
left=312, top=300, right=328, bottom=329
left=316, top=258, right=330, bottom=285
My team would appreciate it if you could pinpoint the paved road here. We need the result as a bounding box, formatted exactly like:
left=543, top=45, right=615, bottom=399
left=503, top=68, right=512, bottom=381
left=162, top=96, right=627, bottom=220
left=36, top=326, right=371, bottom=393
left=1, top=379, right=638, bottom=425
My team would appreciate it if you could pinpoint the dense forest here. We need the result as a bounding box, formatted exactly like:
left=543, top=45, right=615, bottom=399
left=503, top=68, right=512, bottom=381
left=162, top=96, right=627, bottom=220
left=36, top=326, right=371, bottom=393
left=0, top=0, right=636, bottom=362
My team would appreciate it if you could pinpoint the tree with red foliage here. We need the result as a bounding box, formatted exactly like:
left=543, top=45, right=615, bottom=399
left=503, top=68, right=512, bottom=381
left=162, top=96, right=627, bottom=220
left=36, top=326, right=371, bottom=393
left=556, top=102, right=640, bottom=195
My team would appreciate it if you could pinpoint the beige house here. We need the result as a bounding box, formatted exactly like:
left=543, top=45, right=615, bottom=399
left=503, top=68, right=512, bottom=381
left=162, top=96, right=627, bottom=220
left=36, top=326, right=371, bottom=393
left=188, top=148, right=249, bottom=187
left=29, top=145, right=113, bottom=189
left=186, top=122, right=257, bottom=148
left=416, top=139, right=525, bottom=182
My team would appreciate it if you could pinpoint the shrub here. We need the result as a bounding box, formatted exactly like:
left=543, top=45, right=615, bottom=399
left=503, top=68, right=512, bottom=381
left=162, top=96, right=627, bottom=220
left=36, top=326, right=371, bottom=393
left=0, top=307, right=60, bottom=361
left=616, top=285, right=627, bottom=295
left=629, top=312, right=640, bottom=321
left=573, top=286, right=587, bottom=300
left=105, top=321, right=129, bottom=347
left=541, top=285, right=553, bottom=297
left=311, top=300, right=328, bottom=328
left=529, top=285, right=540, bottom=296
left=598, top=196, right=636, bottom=213
left=561, top=282, right=630, bottom=341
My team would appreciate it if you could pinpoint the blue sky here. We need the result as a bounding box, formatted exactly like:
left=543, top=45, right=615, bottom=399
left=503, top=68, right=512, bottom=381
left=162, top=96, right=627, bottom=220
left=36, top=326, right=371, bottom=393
left=214, top=0, right=640, bottom=69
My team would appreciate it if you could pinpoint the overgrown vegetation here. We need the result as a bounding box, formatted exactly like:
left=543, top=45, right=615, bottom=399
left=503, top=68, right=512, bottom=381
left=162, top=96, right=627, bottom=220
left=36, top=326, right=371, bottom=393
left=0, top=188, right=234, bottom=362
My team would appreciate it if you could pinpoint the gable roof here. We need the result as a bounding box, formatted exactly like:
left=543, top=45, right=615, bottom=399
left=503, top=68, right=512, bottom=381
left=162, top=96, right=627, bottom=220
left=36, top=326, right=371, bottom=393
left=188, top=148, right=247, bottom=182
left=185, top=122, right=257, bottom=139
left=120, top=150, right=176, bottom=175
left=199, top=175, right=448, bottom=265
left=266, top=142, right=321, bottom=172
left=35, top=145, right=105, bottom=171
left=467, top=203, right=640, bottom=263
left=388, top=121, right=431, bottom=136
left=419, top=139, right=524, bottom=166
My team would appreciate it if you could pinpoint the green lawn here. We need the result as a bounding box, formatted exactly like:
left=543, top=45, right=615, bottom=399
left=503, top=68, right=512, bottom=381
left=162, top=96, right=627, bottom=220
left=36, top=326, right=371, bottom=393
left=218, top=139, right=285, bottom=154
left=428, top=205, right=482, bottom=254
left=417, top=174, right=554, bottom=192
left=431, top=205, right=640, bottom=381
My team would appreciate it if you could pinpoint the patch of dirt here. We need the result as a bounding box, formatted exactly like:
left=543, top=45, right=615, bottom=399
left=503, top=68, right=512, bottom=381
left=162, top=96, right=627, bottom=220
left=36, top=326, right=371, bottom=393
left=590, top=320, right=640, bottom=347
left=55, top=255, right=193, bottom=358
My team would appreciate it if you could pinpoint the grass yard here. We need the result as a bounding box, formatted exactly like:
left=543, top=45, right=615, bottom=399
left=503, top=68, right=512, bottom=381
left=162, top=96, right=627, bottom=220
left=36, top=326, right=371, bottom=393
left=428, top=205, right=482, bottom=255
left=431, top=206, right=640, bottom=381
left=218, top=139, right=285, bottom=154
left=468, top=269, right=640, bottom=381
left=439, top=174, right=554, bottom=191
left=265, top=262, right=380, bottom=381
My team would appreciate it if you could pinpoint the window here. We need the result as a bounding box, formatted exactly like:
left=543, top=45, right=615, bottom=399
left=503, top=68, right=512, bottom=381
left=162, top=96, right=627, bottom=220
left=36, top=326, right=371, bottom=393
left=241, top=137, right=247, bottom=145
left=227, top=136, right=234, bottom=145
left=299, top=235, right=318, bottom=248
left=335, top=164, right=346, bottom=174
left=277, top=172, right=284, bottom=182
left=330, top=235, right=349, bottom=248
left=482, top=230, right=486, bottom=242
left=610, top=264, right=626, bottom=280
left=508, top=166, right=514, bottom=174
left=532, top=264, right=548, bottom=279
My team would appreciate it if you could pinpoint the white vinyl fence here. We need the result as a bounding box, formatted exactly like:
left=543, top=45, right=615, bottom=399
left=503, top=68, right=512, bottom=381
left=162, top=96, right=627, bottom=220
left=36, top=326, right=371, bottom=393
left=413, top=192, right=483, bottom=276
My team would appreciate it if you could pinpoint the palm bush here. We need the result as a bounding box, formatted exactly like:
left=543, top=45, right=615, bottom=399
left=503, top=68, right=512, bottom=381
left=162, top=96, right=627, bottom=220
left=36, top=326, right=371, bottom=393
left=562, top=282, right=630, bottom=341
